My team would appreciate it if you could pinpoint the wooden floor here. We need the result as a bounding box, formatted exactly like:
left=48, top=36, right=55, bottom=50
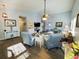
left=26, top=46, right=64, bottom=59
left=0, top=38, right=64, bottom=59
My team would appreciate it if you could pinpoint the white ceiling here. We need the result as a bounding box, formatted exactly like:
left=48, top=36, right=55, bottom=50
left=1, top=0, right=76, bottom=14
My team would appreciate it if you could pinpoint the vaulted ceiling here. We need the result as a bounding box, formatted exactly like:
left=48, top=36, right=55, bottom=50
left=0, top=0, right=76, bottom=14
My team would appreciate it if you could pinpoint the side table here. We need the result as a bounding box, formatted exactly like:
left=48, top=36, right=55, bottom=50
left=34, top=35, right=44, bottom=48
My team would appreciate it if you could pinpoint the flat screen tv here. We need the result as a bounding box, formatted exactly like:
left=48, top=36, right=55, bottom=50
left=34, top=22, right=40, bottom=27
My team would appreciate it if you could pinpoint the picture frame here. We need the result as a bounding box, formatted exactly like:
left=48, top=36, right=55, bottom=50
left=4, top=19, right=16, bottom=27
left=55, top=22, right=63, bottom=27
left=76, top=14, right=79, bottom=27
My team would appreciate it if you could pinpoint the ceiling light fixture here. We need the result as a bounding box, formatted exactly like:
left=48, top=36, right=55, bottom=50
left=42, top=0, right=48, bottom=21
left=2, top=4, right=8, bottom=18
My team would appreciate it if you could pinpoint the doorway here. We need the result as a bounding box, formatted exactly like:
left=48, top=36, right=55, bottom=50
left=19, top=16, right=27, bottom=32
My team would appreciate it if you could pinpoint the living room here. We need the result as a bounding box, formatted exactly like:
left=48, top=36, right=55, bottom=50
left=0, top=0, right=79, bottom=59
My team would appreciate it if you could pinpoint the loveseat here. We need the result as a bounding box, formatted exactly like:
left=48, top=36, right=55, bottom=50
left=45, top=33, right=64, bottom=49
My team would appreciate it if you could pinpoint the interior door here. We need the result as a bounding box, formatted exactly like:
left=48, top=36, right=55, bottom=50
left=19, top=16, right=27, bottom=32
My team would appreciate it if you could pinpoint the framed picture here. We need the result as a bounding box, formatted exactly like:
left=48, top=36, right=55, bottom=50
left=55, top=22, right=63, bottom=27
left=4, top=19, right=16, bottom=27
left=76, top=14, right=79, bottom=27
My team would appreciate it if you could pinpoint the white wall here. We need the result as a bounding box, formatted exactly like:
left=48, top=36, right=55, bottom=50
left=72, top=0, right=79, bottom=40
left=72, top=0, right=79, bottom=17
left=0, top=4, right=20, bottom=39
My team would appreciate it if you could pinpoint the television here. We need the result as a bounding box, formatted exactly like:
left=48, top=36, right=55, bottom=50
left=34, top=22, right=40, bottom=27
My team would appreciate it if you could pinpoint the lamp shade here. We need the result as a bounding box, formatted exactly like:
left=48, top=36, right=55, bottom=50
left=42, top=14, right=48, bottom=21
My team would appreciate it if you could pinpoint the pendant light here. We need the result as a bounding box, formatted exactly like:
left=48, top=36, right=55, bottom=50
left=42, top=0, right=48, bottom=21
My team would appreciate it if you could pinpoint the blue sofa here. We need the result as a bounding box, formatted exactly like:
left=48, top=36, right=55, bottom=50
left=21, top=32, right=34, bottom=46
left=45, top=33, right=64, bottom=49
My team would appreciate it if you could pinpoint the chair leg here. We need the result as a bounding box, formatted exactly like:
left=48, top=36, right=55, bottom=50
left=40, top=42, right=41, bottom=48
left=35, top=41, right=36, bottom=46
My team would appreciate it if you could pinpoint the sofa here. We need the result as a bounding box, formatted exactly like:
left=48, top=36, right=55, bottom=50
left=45, top=33, right=64, bottom=49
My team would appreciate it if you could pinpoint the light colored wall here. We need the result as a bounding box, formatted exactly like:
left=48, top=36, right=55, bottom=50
left=72, top=0, right=79, bottom=17
left=72, top=0, right=79, bottom=41
left=45, top=11, right=72, bottom=30
left=0, top=0, right=73, bottom=38
left=6, top=10, right=72, bottom=32
left=23, top=11, right=72, bottom=31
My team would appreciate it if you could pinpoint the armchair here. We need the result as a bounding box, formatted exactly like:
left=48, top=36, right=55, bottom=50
left=21, top=32, right=34, bottom=46
left=45, top=33, right=64, bottom=49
